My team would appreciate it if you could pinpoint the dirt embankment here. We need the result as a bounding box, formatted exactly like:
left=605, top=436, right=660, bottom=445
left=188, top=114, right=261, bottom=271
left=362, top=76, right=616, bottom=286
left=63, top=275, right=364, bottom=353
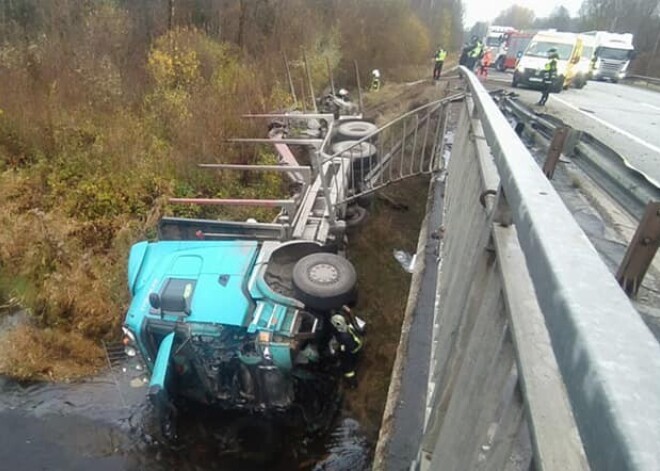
left=341, top=78, right=452, bottom=439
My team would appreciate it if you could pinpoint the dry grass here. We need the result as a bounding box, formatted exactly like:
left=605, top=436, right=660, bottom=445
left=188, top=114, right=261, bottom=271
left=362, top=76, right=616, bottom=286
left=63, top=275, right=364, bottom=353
left=345, top=176, right=431, bottom=436
left=0, top=2, right=449, bottom=380
left=0, top=325, right=104, bottom=381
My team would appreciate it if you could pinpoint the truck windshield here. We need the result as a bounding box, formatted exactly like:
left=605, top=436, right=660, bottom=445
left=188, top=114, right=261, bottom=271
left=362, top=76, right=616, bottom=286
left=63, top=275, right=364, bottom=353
left=581, top=46, right=594, bottom=59
left=525, top=41, right=574, bottom=60
left=598, top=47, right=631, bottom=61
left=486, top=36, right=502, bottom=47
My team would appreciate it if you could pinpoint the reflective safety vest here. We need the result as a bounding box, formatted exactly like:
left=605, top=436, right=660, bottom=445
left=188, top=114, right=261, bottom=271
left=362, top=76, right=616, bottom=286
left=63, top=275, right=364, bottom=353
left=339, top=326, right=363, bottom=354
left=469, top=42, right=483, bottom=58
left=348, top=326, right=363, bottom=353
left=435, top=49, right=447, bottom=62
left=543, top=58, right=558, bottom=82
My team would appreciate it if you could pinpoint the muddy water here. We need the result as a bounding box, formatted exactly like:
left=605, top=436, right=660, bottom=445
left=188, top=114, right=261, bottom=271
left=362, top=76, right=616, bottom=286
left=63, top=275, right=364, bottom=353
left=0, top=354, right=371, bottom=470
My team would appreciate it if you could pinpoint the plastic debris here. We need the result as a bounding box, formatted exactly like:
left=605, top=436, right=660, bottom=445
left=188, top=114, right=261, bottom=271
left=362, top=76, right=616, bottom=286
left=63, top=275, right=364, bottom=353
left=393, top=250, right=416, bottom=273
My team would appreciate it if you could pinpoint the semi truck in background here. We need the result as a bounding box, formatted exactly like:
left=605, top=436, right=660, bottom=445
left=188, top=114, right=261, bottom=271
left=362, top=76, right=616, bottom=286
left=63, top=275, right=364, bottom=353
left=512, top=30, right=584, bottom=92
left=582, top=31, right=635, bottom=82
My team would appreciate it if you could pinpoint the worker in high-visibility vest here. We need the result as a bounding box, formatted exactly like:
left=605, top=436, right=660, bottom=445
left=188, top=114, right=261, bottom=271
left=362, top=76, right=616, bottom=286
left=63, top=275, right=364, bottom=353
left=370, top=69, right=381, bottom=92
left=467, top=36, right=484, bottom=70
left=433, top=47, right=448, bottom=80
left=538, top=48, right=559, bottom=106
left=330, top=312, right=364, bottom=389
left=478, top=49, right=493, bottom=79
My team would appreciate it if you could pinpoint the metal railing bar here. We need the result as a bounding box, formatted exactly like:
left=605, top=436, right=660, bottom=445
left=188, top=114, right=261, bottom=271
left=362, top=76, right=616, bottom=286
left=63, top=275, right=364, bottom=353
left=461, top=65, right=660, bottom=471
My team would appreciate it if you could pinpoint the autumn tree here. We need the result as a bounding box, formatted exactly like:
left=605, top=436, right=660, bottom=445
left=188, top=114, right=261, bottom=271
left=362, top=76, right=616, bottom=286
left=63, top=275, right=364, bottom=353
left=579, top=0, right=660, bottom=74
left=493, top=5, right=536, bottom=29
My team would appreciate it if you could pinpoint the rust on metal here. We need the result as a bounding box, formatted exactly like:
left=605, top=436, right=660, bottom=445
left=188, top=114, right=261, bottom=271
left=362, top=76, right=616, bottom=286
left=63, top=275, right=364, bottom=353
left=542, top=126, right=569, bottom=179
left=169, top=198, right=294, bottom=207
left=616, top=201, right=660, bottom=296
left=543, top=127, right=568, bottom=180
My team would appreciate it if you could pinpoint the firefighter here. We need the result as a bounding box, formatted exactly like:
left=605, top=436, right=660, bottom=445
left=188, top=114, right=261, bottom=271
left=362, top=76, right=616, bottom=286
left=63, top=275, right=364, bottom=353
left=330, top=311, right=364, bottom=389
left=537, top=48, right=559, bottom=106
left=433, top=47, right=448, bottom=80
left=370, top=69, right=381, bottom=92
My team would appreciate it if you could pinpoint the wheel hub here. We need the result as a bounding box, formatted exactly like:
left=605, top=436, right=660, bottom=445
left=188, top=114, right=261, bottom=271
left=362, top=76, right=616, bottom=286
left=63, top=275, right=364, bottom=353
left=309, top=263, right=339, bottom=284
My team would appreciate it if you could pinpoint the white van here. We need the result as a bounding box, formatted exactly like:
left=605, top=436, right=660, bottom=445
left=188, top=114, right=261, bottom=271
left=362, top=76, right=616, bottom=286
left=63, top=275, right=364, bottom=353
left=512, top=31, right=583, bottom=92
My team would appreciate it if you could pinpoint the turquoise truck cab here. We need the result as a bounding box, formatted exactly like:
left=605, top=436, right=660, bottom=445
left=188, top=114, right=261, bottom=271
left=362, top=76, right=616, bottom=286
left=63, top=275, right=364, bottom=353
left=122, top=218, right=360, bottom=424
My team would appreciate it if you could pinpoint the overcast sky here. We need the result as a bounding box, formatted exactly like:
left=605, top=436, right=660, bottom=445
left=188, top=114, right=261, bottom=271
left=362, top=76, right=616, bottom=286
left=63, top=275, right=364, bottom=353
left=464, top=0, right=583, bottom=27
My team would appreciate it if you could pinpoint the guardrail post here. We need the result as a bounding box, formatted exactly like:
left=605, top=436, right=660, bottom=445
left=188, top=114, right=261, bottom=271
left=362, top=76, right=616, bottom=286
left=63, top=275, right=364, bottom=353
left=616, top=201, right=660, bottom=297
left=542, top=126, right=568, bottom=179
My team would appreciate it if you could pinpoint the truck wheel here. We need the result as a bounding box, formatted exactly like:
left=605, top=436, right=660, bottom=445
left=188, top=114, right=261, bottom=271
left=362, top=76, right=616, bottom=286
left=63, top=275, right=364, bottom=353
left=496, top=57, right=505, bottom=72
left=335, top=120, right=378, bottom=141
left=331, top=140, right=378, bottom=187
left=345, top=205, right=368, bottom=229
left=512, top=72, right=519, bottom=88
left=293, top=253, right=357, bottom=311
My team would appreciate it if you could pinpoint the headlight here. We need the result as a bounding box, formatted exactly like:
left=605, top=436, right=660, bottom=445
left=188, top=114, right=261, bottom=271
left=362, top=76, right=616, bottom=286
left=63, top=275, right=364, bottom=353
left=122, top=326, right=136, bottom=343
left=516, top=64, right=525, bottom=72
left=124, top=346, right=138, bottom=357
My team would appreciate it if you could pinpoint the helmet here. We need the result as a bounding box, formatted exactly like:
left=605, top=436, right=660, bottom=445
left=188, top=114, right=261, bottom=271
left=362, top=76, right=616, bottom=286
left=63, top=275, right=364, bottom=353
left=372, top=69, right=380, bottom=78
left=331, top=314, right=348, bottom=333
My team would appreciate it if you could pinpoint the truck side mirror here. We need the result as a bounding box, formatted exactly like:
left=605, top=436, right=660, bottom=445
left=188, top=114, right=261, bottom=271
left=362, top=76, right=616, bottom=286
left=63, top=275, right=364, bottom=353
left=516, top=51, right=523, bottom=59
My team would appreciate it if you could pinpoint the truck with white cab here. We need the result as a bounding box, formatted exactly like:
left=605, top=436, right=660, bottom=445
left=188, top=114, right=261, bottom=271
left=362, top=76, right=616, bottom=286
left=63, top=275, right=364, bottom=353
left=583, top=31, right=635, bottom=82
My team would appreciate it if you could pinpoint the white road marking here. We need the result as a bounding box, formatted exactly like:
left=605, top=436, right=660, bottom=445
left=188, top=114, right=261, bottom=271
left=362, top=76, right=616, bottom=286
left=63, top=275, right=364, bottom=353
left=551, top=95, right=660, bottom=156
left=642, top=102, right=660, bottom=113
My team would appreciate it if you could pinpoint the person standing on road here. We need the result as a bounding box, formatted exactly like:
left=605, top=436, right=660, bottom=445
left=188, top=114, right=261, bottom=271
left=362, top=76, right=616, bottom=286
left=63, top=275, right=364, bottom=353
left=433, top=47, right=448, bottom=80
left=478, top=49, right=492, bottom=79
left=466, top=37, right=484, bottom=71
left=537, top=48, right=559, bottom=106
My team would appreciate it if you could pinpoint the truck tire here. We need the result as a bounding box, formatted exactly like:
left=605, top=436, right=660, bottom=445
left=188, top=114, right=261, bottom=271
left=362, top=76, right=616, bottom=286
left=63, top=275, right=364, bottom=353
left=293, top=253, right=357, bottom=311
left=345, top=205, right=368, bottom=230
left=331, top=140, right=378, bottom=186
left=335, top=120, right=378, bottom=141
left=496, top=57, right=506, bottom=72
left=512, top=72, right=519, bottom=88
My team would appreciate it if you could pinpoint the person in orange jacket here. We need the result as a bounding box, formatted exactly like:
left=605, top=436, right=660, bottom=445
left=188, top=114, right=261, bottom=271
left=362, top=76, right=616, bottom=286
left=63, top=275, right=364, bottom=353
left=478, top=49, right=493, bottom=78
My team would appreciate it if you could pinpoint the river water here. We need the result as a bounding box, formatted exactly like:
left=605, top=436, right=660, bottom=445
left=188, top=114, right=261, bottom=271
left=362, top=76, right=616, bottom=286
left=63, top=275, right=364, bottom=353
left=0, top=349, right=372, bottom=471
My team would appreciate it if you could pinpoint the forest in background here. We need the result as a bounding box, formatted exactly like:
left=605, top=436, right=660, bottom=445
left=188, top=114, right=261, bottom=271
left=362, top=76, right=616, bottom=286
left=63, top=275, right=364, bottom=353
left=0, top=0, right=464, bottom=379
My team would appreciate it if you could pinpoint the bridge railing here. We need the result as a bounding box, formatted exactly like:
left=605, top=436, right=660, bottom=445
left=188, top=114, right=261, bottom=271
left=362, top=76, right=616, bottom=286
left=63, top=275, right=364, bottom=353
left=407, top=67, right=660, bottom=471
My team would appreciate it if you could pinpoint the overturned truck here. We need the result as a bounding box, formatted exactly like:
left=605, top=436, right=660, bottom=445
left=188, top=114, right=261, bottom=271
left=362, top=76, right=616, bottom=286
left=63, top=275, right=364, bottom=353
left=121, top=106, right=381, bottom=432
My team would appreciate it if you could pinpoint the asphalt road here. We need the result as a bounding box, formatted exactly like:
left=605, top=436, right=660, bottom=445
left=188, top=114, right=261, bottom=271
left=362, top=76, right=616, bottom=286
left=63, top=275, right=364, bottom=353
left=486, top=70, right=660, bottom=185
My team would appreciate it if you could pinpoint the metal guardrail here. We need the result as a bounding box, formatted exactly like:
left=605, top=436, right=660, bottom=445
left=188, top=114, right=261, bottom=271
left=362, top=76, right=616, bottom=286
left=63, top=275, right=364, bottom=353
left=499, top=96, right=660, bottom=221
left=319, top=95, right=457, bottom=211
left=625, top=74, right=660, bottom=87
left=457, top=66, right=660, bottom=470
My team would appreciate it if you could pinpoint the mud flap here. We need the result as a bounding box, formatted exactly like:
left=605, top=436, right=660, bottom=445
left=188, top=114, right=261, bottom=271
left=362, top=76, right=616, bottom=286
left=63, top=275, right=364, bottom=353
left=148, top=331, right=176, bottom=437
